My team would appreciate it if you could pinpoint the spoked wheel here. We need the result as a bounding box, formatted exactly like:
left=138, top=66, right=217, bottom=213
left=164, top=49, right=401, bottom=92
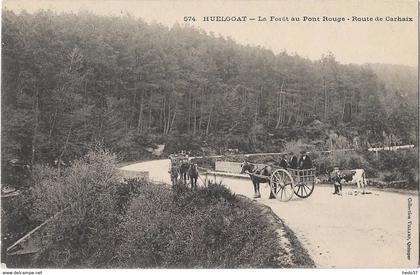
left=270, top=169, right=294, bottom=202
left=294, top=179, right=315, bottom=198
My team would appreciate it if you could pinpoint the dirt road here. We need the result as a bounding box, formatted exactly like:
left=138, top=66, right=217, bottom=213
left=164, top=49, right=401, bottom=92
left=121, top=159, right=419, bottom=268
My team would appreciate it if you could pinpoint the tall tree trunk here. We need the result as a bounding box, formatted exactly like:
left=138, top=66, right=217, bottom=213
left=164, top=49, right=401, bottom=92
left=31, top=87, right=39, bottom=166
left=323, top=78, right=328, bottom=122
left=129, top=84, right=137, bottom=129
left=137, top=90, right=143, bottom=134
left=165, top=102, right=171, bottom=135
left=206, top=99, right=213, bottom=136
left=169, top=110, right=177, bottom=133
left=148, top=90, right=153, bottom=131
left=48, top=107, right=58, bottom=145
left=159, top=96, right=164, bottom=130
left=199, top=89, right=204, bottom=132
left=188, top=90, right=191, bottom=133
left=162, top=97, right=166, bottom=134
left=57, top=126, right=72, bottom=173
left=193, top=97, right=197, bottom=135
left=275, top=80, right=285, bottom=128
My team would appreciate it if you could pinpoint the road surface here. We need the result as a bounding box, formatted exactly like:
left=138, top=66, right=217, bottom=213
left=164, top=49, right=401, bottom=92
left=121, top=159, right=419, bottom=268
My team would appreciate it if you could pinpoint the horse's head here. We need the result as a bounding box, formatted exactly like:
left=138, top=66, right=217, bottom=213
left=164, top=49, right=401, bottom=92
left=240, top=160, right=252, bottom=174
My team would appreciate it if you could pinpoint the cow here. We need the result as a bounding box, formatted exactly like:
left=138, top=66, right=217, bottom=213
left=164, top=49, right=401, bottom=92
left=334, top=169, right=367, bottom=194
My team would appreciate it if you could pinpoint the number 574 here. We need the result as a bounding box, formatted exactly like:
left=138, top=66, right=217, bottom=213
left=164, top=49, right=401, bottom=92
left=184, top=16, right=196, bottom=22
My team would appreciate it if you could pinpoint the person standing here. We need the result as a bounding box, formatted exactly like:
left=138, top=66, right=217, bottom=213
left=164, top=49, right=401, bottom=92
left=331, top=167, right=342, bottom=195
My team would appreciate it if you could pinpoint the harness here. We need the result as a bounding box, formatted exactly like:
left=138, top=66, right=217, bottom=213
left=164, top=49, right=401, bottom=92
left=248, top=164, right=267, bottom=175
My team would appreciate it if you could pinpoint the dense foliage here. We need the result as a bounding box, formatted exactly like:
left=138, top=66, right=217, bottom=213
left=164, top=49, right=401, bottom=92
left=29, top=149, right=124, bottom=267
left=2, top=10, right=418, bottom=168
left=116, top=183, right=287, bottom=268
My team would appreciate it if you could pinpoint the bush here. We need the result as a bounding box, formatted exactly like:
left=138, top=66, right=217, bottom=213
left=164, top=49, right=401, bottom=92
left=115, top=183, right=284, bottom=268
left=30, top=148, right=126, bottom=268
left=368, top=150, right=418, bottom=189
left=314, top=148, right=418, bottom=189
left=1, top=190, right=39, bottom=266
left=163, top=134, right=204, bottom=156
left=283, top=139, right=314, bottom=156
left=193, top=157, right=215, bottom=170
left=313, top=150, right=373, bottom=176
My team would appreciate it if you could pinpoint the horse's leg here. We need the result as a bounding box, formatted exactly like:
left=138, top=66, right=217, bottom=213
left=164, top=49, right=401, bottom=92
left=269, top=180, right=276, bottom=199
left=360, top=179, right=365, bottom=194
left=191, top=175, right=196, bottom=189
left=256, top=181, right=261, bottom=198
left=252, top=179, right=259, bottom=199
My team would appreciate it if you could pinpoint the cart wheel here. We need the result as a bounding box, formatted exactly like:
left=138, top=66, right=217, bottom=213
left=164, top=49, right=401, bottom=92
left=270, top=169, right=294, bottom=202
left=294, top=179, right=315, bottom=198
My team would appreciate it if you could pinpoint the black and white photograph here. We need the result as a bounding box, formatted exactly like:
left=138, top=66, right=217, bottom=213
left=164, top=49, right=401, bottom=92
left=1, top=0, right=418, bottom=271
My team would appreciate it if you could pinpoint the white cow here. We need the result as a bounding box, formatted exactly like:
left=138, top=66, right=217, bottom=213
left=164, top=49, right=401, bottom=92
left=339, top=169, right=367, bottom=194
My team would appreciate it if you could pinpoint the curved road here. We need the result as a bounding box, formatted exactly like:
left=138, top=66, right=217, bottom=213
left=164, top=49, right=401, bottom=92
left=121, top=159, right=418, bottom=268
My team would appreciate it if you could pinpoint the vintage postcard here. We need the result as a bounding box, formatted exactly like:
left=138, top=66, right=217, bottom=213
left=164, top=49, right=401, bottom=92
left=1, top=0, right=418, bottom=271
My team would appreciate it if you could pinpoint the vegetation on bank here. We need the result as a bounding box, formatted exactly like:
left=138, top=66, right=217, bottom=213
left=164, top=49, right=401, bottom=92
left=3, top=149, right=313, bottom=268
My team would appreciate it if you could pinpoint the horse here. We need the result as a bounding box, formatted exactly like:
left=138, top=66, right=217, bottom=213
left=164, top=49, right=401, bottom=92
left=169, top=165, right=179, bottom=185
left=188, top=163, right=199, bottom=189
left=240, top=161, right=274, bottom=199
left=179, top=160, right=190, bottom=184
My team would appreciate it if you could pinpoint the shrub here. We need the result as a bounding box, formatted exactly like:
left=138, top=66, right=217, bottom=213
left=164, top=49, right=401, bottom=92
left=283, top=139, right=314, bottom=156
left=1, top=190, right=39, bottom=266
left=163, top=134, right=204, bottom=156
left=115, top=183, right=283, bottom=268
left=194, top=157, right=215, bottom=170
left=313, top=150, right=374, bottom=176
left=370, top=150, right=418, bottom=189
left=31, top=148, right=126, bottom=268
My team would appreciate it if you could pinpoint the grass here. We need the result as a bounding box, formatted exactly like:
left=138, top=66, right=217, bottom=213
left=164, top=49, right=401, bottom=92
left=237, top=195, right=316, bottom=268
left=115, top=183, right=287, bottom=268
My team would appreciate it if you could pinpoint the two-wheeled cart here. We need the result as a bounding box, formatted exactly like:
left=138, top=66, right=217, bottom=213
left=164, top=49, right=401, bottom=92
left=247, top=167, right=316, bottom=201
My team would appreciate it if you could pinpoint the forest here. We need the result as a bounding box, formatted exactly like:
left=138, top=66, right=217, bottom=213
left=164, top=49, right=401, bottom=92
left=2, top=9, right=418, bottom=166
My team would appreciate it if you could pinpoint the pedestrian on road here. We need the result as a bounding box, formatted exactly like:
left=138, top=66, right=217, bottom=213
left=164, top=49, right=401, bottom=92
left=332, top=168, right=342, bottom=195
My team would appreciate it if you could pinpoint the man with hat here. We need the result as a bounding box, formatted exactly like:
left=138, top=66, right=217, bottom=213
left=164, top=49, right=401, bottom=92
left=331, top=167, right=343, bottom=195
left=289, top=152, right=298, bottom=169
left=298, top=150, right=313, bottom=169
left=279, top=154, right=289, bottom=169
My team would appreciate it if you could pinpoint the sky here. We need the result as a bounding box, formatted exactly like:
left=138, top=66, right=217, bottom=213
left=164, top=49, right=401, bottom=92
left=3, top=0, right=418, bottom=67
